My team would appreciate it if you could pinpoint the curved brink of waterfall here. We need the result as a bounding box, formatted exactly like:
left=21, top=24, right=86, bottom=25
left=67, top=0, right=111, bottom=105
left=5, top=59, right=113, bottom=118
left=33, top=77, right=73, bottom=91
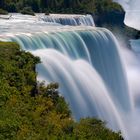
left=8, top=28, right=133, bottom=112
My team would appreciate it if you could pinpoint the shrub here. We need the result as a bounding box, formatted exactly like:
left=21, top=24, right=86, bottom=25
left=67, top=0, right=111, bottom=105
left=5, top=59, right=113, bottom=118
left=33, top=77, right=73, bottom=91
left=20, top=7, right=35, bottom=16
left=5, top=3, right=17, bottom=12
left=0, top=9, right=8, bottom=15
left=45, top=10, right=50, bottom=15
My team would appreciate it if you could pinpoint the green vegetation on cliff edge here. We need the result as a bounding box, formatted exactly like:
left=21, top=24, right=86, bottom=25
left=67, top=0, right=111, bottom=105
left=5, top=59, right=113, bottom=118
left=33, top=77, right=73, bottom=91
left=0, top=42, right=123, bottom=139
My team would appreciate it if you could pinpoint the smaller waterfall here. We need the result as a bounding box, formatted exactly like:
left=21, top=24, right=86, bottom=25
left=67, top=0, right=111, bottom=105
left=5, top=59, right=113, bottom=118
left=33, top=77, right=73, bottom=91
left=39, top=14, right=95, bottom=26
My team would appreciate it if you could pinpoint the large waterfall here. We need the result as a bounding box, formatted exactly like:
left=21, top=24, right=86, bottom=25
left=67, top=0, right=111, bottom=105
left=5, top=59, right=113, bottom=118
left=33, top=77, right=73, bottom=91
left=0, top=14, right=140, bottom=140
left=8, top=29, right=132, bottom=112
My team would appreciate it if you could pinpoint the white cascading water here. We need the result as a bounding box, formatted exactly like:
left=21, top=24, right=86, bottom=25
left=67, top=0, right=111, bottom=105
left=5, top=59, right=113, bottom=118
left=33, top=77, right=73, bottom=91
left=39, top=14, right=95, bottom=26
left=0, top=13, right=139, bottom=140
left=114, top=0, right=140, bottom=107
left=115, top=1, right=140, bottom=139
left=7, top=29, right=132, bottom=112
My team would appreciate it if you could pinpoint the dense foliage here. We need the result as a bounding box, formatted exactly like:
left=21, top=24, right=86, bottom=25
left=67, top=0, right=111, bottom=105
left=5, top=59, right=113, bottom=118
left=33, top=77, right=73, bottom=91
left=0, top=0, right=123, bottom=14
left=0, top=42, right=123, bottom=139
left=20, top=7, right=35, bottom=16
left=0, top=8, right=8, bottom=14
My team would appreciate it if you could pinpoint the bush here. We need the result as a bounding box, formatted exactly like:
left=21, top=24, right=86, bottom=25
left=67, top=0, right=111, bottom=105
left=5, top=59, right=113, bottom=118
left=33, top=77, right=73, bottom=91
left=5, top=3, right=17, bottom=12
left=74, top=118, right=123, bottom=140
left=0, top=9, right=8, bottom=15
left=45, top=10, right=49, bottom=15
left=20, top=7, right=35, bottom=16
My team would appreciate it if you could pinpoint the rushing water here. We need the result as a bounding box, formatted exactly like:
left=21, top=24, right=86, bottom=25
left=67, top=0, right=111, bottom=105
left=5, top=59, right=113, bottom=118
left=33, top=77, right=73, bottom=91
left=113, top=1, right=140, bottom=139
left=40, top=14, right=95, bottom=26
left=0, top=14, right=140, bottom=140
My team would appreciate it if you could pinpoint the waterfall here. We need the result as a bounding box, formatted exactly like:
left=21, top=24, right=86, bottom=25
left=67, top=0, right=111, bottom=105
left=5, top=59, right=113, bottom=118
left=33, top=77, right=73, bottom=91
left=8, top=29, right=132, bottom=112
left=32, top=49, right=126, bottom=131
left=39, top=14, right=95, bottom=26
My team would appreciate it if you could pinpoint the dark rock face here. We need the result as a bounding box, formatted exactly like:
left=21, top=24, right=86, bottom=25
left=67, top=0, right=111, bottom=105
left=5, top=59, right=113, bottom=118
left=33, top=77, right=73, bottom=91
left=93, top=9, right=140, bottom=41
left=94, top=10, right=125, bottom=27
left=135, top=31, right=140, bottom=39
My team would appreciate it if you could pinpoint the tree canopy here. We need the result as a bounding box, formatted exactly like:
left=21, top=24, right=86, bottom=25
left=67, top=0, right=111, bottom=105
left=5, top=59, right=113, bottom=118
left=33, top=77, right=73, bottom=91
left=0, top=0, right=123, bottom=14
